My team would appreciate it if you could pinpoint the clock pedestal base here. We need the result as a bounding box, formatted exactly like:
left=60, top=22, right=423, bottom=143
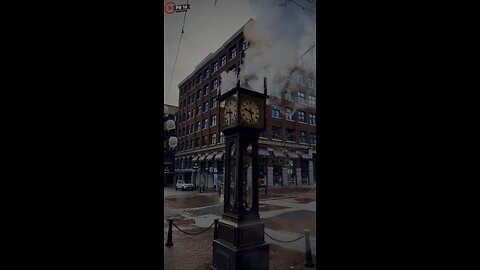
left=211, top=218, right=269, bottom=270
left=211, top=239, right=269, bottom=270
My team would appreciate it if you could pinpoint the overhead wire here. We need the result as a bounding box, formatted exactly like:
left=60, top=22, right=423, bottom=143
left=166, top=0, right=189, bottom=97
left=279, top=0, right=316, bottom=13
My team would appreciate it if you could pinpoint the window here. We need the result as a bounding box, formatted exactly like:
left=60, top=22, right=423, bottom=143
left=187, top=96, right=191, bottom=104
left=298, top=111, right=306, bottom=122
left=196, top=121, right=201, bottom=131
left=297, top=92, right=305, bottom=103
left=300, top=131, right=307, bottom=143
left=195, top=138, right=200, bottom=148
left=196, top=105, right=201, bottom=115
left=259, top=129, right=267, bottom=138
left=197, top=74, right=202, bottom=85
left=211, top=114, right=217, bottom=126
left=187, top=111, right=191, bottom=119
left=308, top=95, right=316, bottom=106
left=191, top=123, right=194, bottom=133
left=241, top=40, right=248, bottom=51
left=191, top=109, right=194, bottom=117
left=213, top=62, right=218, bottom=73
left=204, top=68, right=209, bottom=79
left=272, top=105, right=281, bottom=118
left=298, top=74, right=304, bottom=84
left=213, top=79, right=218, bottom=90
left=203, top=101, right=209, bottom=112
left=285, top=89, right=293, bottom=100
left=197, top=90, right=202, bottom=100
left=308, top=79, right=315, bottom=88
left=287, top=128, right=296, bottom=142
left=220, top=132, right=225, bottom=143
left=311, top=133, right=317, bottom=145
left=203, top=136, right=208, bottom=147
left=186, top=126, right=190, bottom=135
left=272, top=126, right=282, bottom=140
left=309, top=114, right=316, bottom=125
left=211, top=96, right=217, bottom=108
left=203, top=118, right=208, bottom=129
left=286, top=107, right=294, bottom=120
left=230, top=47, right=236, bottom=59
left=211, top=133, right=217, bottom=145
left=203, top=85, right=209, bottom=96
left=221, top=55, right=226, bottom=66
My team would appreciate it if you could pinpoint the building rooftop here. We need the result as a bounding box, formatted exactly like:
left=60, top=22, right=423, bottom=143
left=178, top=18, right=255, bottom=87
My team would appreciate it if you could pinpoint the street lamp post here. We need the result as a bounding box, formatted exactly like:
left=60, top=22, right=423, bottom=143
left=164, top=110, right=178, bottom=187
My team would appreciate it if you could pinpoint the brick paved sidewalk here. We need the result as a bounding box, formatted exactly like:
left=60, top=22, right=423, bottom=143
left=164, top=224, right=317, bottom=270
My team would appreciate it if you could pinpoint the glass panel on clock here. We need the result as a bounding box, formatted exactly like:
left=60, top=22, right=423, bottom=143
left=243, top=144, right=253, bottom=211
left=229, top=142, right=236, bottom=207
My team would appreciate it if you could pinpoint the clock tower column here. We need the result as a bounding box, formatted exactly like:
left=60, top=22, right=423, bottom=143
left=211, top=84, right=269, bottom=270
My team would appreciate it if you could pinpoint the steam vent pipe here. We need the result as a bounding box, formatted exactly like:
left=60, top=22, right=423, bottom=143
left=264, top=77, right=267, bottom=94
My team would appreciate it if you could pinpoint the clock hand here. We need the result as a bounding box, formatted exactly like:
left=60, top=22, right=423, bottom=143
left=247, top=109, right=254, bottom=121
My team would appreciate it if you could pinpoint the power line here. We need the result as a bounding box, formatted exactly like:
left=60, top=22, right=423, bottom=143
left=279, top=0, right=316, bottom=13
left=167, top=0, right=189, bottom=97
left=290, top=0, right=316, bottom=13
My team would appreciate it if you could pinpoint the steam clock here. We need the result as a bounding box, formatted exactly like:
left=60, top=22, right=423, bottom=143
left=211, top=81, right=269, bottom=270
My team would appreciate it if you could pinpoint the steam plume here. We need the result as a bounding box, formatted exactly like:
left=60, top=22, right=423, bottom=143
left=240, top=0, right=316, bottom=97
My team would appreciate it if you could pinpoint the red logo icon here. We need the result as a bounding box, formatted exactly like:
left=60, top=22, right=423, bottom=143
left=164, top=1, right=190, bottom=14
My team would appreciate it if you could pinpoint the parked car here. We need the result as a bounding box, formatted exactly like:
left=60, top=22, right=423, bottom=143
left=176, top=180, right=195, bottom=191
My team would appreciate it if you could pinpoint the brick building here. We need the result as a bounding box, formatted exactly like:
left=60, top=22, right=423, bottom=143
left=174, top=19, right=316, bottom=190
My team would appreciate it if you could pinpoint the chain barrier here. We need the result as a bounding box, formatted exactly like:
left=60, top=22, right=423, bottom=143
left=172, top=220, right=215, bottom=236
left=264, top=231, right=304, bottom=243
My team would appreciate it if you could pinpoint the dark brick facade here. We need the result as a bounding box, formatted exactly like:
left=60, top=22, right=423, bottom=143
left=174, top=20, right=316, bottom=189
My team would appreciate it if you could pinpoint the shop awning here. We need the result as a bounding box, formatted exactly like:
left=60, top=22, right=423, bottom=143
left=258, top=148, right=270, bottom=156
left=272, top=150, right=285, bottom=157
left=198, top=154, right=208, bottom=161
left=206, top=152, right=216, bottom=161
left=300, top=153, right=311, bottom=159
left=287, top=152, right=299, bottom=159
left=214, top=151, right=224, bottom=160
left=191, top=156, right=199, bottom=162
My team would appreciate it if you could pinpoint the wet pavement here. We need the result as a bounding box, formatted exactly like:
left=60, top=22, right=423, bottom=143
left=164, top=226, right=317, bottom=270
left=264, top=210, right=316, bottom=237
left=164, top=184, right=317, bottom=269
left=165, top=193, right=221, bottom=208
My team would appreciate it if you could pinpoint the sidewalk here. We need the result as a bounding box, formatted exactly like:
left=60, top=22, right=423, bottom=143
left=164, top=223, right=317, bottom=270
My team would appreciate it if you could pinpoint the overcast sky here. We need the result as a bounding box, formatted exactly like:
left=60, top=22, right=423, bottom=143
left=163, top=0, right=316, bottom=107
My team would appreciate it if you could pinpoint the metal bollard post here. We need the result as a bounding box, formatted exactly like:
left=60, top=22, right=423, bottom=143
left=304, top=229, right=314, bottom=267
left=166, top=218, right=174, bottom=247
left=213, top=218, right=219, bottom=240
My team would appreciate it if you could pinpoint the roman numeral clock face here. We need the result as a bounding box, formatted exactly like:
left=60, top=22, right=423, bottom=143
left=240, top=100, right=260, bottom=125
left=224, top=99, right=238, bottom=126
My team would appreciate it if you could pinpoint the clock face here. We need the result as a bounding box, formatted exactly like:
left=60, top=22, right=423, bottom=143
left=240, top=100, right=260, bottom=125
left=224, top=98, right=238, bottom=126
